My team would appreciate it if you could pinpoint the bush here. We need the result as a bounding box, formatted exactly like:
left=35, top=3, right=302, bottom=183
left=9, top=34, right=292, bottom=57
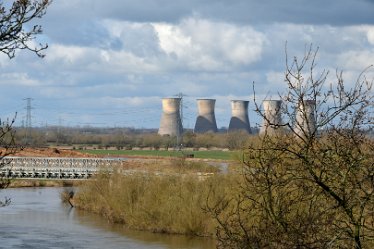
left=74, top=172, right=237, bottom=236
left=207, top=46, right=374, bottom=249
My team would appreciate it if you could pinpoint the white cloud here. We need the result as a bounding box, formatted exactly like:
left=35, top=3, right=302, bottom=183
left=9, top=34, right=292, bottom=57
left=153, top=18, right=266, bottom=71
left=45, top=43, right=161, bottom=76
left=98, top=96, right=161, bottom=108
left=337, top=50, right=374, bottom=71
left=46, top=44, right=89, bottom=65
left=366, top=26, right=374, bottom=45
left=154, top=23, right=192, bottom=57
left=266, top=71, right=285, bottom=86
left=0, top=72, right=40, bottom=87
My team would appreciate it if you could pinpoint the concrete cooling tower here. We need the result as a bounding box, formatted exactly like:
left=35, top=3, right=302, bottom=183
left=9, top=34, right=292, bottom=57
left=194, top=99, right=218, bottom=133
left=158, top=98, right=183, bottom=136
left=294, top=100, right=316, bottom=137
left=260, top=100, right=282, bottom=135
left=228, top=100, right=251, bottom=133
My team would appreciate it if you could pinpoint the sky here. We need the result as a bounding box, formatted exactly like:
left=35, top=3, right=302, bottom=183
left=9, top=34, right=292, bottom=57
left=0, top=0, right=374, bottom=129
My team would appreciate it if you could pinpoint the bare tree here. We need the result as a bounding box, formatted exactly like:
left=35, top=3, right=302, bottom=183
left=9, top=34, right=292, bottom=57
left=0, top=0, right=51, bottom=58
left=0, top=116, right=18, bottom=206
left=206, top=45, right=374, bottom=248
left=0, top=0, right=51, bottom=194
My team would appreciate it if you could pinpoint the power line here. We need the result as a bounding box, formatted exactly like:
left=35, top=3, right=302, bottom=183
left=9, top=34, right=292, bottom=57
left=174, top=92, right=189, bottom=150
left=23, top=97, right=34, bottom=145
left=175, top=92, right=188, bottom=128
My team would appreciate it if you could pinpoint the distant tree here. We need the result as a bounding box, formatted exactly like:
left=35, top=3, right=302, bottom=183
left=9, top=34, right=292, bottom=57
left=206, top=45, right=374, bottom=248
left=225, top=131, right=251, bottom=150
left=182, top=131, right=196, bottom=148
left=0, top=0, right=51, bottom=195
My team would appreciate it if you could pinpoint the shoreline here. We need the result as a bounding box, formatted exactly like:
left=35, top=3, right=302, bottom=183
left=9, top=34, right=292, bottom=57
left=8, top=179, right=81, bottom=188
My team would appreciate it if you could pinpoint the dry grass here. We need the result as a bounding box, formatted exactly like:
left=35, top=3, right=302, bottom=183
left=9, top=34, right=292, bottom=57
left=120, top=157, right=221, bottom=175
left=73, top=172, right=238, bottom=237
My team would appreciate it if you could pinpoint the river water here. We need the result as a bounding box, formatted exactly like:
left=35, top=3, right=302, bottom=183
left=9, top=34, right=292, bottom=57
left=0, top=187, right=215, bottom=249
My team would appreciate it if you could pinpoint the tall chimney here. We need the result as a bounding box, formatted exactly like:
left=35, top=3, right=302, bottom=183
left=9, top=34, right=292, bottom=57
left=294, top=100, right=316, bottom=138
left=260, top=100, right=282, bottom=135
left=194, top=99, right=218, bottom=133
left=158, top=98, right=183, bottom=136
left=228, top=100, right=251, bottom=133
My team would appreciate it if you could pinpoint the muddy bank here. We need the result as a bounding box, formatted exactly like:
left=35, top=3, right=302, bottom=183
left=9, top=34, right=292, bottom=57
left=8, top=179, right=81, bottom=188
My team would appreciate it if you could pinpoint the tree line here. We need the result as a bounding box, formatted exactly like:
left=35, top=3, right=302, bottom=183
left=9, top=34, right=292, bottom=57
left=14, top=126, right=254, bottom=150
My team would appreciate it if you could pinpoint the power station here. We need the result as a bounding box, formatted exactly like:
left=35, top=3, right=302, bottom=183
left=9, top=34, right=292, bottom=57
left=158, top=98, right=183, bottom=136
left=260, top=100, right=282, bottom=135
left=228, top=100, right=251, bottom=133
left=156, top=97, right=316, bottom=137
left=294, top=100, right=316, bottom=137
left=194, top=99, right=218, bottom=133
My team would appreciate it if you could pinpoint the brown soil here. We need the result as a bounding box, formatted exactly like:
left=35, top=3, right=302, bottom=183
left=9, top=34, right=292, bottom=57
left=1, top=147, right=97, bottom=158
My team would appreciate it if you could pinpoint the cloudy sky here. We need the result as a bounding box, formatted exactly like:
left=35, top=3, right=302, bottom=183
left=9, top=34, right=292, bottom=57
left=1, top=0, right=374, bottom=129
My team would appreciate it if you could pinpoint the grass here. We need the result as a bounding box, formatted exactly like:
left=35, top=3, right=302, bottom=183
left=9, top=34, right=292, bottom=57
left=120, top=157, right=221, bottom=174
left=82, top=149, right=237, bottom=160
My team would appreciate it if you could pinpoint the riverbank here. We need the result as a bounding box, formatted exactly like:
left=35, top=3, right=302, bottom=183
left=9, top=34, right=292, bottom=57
left=9, top=179, right=80, bottom=188
left=71, top=172, right=238, bottom=237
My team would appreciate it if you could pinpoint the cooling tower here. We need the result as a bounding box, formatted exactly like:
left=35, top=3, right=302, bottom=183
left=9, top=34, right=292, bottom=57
left=194, top=99, right=218, bottom=133
left=228, top=100, right=251, bottom=133
left=158, top=98, right=183, bottom=136
left=260, top=100, right=283, bottom=135
left=294, top=100, right=316, bottom=137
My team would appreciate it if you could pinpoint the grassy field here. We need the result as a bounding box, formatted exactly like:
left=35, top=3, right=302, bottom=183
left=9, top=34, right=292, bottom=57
left=82, top=149, right=238, bottom=160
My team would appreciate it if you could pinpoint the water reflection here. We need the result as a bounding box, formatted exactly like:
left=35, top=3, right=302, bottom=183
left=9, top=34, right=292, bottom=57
left=0, top=187, right=215, bottom=249
left=74, top=208, right=216, bottom=249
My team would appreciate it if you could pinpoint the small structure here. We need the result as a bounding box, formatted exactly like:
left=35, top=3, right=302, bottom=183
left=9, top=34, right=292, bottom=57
left=158, top=98, right=183, bottom=136
left=228, top=100, right=251, bottom=133
left=194, top=99, right=218, bottom=133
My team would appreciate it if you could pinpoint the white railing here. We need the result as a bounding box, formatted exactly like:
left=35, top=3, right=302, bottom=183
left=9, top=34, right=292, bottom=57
left=0, top=157, right=123, bottom=179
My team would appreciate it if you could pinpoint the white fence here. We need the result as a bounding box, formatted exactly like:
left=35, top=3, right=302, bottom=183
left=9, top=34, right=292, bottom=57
left=0, top=157, right=123, bottom=179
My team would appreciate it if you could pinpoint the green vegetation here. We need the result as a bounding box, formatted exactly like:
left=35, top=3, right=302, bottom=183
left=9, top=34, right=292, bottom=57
left=82, top=149, right=236, bottom=160
left=15, top=126, right=256, bottom=152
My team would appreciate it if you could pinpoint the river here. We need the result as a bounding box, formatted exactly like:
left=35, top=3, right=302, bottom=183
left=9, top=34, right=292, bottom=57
left=0, top=187, right=216, bottom=249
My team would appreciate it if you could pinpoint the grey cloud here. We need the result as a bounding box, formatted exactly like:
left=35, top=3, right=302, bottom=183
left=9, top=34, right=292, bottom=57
left=92, top=1, right=193, bottom=23
left=42, top=19, right=115, bottom=48
left=39, top=0, right=374, bottom=38
left=45, top=0, right=374, bottom=26
left=206, top=0, right=374, bottom=26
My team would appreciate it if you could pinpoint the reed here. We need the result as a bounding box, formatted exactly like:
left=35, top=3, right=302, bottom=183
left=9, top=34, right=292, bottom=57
left=73, top=172, right=237, bottom=237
